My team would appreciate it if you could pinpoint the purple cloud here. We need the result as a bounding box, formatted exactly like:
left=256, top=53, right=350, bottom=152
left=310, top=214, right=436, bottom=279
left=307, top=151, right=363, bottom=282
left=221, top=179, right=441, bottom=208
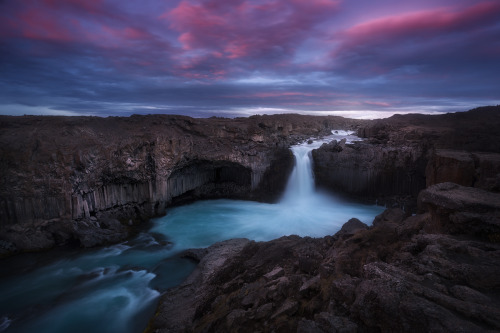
left=0, top=0, right=498, bottom=118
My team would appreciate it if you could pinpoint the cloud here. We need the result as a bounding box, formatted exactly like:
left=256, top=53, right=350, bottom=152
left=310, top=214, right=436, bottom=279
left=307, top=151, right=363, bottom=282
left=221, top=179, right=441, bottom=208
left=0, top=0, right=498, bottom=117
left=330, top=1, right=500, bottom=78
left=163, top=0, right=340, bottom=78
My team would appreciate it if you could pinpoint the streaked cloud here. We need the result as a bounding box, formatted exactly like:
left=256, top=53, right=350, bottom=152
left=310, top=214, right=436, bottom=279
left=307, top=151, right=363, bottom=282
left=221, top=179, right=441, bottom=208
left=0, top=0, right=498, bottom=118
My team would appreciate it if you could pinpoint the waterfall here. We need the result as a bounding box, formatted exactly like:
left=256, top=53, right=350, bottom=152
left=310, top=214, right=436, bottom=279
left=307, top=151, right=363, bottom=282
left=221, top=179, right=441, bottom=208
left=281, top=144, right=316, bottom=203
left=280, top=134, right=347, bottom=205
left=0, top=131, right=384, bottom=333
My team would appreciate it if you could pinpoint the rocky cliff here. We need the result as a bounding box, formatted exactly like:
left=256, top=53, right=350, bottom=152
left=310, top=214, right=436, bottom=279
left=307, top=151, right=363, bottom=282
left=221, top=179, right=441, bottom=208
left=149, top=183, right=500, bottom=333
left=426, top=149, right=500, bottom=192
left=312, top=139, right=428, bottom=209
left=312, top=106, right=500, bottom=210
left=0, top=114, right=362, bottom=253
left=146, top=106, right=500, bottom=332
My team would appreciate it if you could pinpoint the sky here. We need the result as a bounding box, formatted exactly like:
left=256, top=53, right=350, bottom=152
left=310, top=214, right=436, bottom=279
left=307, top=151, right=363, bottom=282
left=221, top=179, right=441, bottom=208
left=0, top=0, right=499, bottom=119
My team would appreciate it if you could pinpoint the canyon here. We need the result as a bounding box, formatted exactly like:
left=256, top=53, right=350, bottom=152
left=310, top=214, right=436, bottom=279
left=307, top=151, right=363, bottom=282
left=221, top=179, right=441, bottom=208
left=148, top=106, right=500, bottom=332
left=1, top=106, right=500, bottom=332
left=0, top=114, right=361, bottom=253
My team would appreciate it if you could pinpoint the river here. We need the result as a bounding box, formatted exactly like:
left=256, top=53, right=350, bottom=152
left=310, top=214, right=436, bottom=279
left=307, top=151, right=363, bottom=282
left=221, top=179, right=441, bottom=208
left=0, top=131, right=384, bottom=333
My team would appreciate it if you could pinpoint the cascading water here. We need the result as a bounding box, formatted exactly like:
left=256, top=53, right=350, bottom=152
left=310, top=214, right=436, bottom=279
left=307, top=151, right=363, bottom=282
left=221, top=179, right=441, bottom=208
left=0, top=131, right=384, bottom=333
left=282, top=144, right=316, bottom=202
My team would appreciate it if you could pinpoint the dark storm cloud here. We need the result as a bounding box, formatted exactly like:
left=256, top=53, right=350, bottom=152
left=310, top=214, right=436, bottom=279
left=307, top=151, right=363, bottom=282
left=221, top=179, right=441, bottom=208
left=0, top=0, right=498, bottom=118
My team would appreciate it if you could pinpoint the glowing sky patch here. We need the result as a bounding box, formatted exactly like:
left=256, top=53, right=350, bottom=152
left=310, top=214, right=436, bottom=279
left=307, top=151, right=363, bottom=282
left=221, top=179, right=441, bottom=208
left=0, top=0, right=498, bottom=118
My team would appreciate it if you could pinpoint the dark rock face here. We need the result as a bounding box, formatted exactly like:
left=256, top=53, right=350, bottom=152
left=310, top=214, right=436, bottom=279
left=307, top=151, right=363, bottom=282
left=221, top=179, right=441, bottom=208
left=150, top=183, right=500, bottom=333
left=166, top=160, right=253, bottom=206
left=426, top=149, right=500, bottom=192
left=418, top=182, right=500, bottom=238
left=312, top=141, right=427, bottom=208
left=0, top=114, right=361, bottom=252
left=152, top=238, right=251, bottom=332
left=313, top=106, right=500, bottom=209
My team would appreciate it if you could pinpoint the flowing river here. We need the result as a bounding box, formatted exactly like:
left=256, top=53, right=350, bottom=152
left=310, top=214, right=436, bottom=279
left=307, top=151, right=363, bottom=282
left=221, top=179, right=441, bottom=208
left=0, top=131, right=384, bottom=333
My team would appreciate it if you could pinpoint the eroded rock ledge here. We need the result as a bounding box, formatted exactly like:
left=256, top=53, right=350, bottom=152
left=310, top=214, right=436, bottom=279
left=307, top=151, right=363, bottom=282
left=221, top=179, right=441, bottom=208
left=149, top=183, right=500, bottom=332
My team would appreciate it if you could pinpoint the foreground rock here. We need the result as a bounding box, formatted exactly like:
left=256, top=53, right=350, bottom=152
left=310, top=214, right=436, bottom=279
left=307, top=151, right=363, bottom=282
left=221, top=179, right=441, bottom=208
left=150, top=183, right=500, bottom=332
left=418, top=182, right=500, bottom=238
left=151, top=238, right=250, bottom=332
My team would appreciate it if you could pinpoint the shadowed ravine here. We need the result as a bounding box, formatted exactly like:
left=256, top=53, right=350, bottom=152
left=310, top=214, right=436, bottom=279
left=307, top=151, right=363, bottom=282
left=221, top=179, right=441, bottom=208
left=0, top=132, right=383, bottom=333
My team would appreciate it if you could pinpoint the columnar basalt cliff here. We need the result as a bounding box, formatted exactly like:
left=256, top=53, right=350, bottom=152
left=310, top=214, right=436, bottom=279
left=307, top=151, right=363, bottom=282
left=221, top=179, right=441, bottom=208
left=147, top=106, right=500, bottom=332
left=0, top=114, right=362, bottom=253
left=312, top=106, right=500, bottom=210
left=2, top=106, right=500, bottom=331
left=312, top=140, right=428, bottom=208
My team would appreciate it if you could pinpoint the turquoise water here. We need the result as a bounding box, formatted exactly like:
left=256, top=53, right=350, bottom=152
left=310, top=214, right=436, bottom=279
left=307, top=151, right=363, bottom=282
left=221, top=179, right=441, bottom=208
left=0, top=133, right=384, bottom=333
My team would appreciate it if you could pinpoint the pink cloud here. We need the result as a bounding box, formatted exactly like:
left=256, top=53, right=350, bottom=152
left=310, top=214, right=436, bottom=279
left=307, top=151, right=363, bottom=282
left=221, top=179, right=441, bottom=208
left=0, top=0, right=106, bottom=42
left=338, top=2, right=500, bottom=51
left=0, top=0, right=176, bottom=76
left=163, top=0, right=340, bottom=78
left=98, top=25, right=156, bottom=46
left=326, top=1, right=500, bottom=77
left=17, top=8, right=75, bottom=42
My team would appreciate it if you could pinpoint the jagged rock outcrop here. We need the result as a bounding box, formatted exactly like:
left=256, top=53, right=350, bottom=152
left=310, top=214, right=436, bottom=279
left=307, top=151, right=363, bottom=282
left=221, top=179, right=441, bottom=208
left=152, top=238, right=251, bottom=332
left=0, top=114, right=362, bottom=253
left=149, top=183, right=500, bottom=333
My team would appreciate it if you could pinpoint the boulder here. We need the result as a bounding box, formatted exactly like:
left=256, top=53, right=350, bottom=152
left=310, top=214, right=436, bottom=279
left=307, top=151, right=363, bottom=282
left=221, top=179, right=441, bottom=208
left=372, top=208, right=405, bottom=227
left=334, top=218, right=368, bottom=240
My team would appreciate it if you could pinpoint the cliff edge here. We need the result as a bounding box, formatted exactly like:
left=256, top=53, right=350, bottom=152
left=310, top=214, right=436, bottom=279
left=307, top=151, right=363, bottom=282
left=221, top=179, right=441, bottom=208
left=0, top=114, right=362, bottom=253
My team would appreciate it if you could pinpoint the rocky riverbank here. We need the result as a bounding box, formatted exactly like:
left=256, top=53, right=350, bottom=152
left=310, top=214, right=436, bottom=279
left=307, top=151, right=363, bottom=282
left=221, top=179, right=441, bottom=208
left=149, top=182, right=500, bottom=332
left=147, top=106, right=500, bottom=332
left=2, top=106, right=500, bottom=331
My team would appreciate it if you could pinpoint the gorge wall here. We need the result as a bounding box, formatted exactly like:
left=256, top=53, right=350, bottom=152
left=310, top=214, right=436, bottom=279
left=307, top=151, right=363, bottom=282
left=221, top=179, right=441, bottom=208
left=2, top=106, right=499, bottom=254
left=312, top=106, right=500, bottom=211
left=148, top=106, right=500, bottom=333
left=0, top=114, right=362, bottom=253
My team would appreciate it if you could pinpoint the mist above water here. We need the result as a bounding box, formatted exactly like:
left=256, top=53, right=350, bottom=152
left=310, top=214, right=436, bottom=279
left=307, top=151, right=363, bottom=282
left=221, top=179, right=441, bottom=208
left=151, top=131, right=383, bottom=251
left=0, top=131, right=384, bottom=333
